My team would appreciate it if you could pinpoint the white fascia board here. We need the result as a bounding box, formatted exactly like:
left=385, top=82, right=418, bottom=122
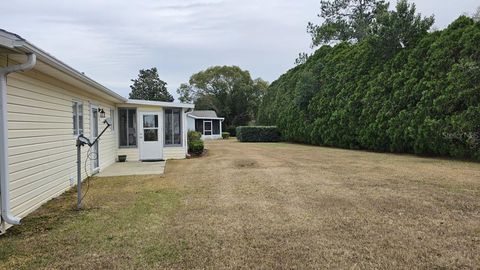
left=186, top=114, right=225, bottom=120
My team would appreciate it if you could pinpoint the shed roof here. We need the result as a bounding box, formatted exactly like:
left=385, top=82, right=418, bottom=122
left=187, top=110, right=224, bottom=120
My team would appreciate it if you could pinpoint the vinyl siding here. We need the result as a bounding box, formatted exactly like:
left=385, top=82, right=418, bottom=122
left=164, top=147, right=187, bottom=159
left=4, top=67, right=117, bottom=222
left=187, top=117, right=195, bottom=131
left=117, top=148, right=139, bottom=162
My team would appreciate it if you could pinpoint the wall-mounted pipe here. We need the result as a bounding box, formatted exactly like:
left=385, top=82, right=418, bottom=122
left=0, top=53, right=36, bottom=225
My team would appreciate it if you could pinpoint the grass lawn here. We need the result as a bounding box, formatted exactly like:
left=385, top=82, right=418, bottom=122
left=1, top=140, right=479, bottom=269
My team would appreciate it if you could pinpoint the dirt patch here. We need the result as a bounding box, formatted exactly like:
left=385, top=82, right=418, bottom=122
left=233, top=159, right=258, bottom=168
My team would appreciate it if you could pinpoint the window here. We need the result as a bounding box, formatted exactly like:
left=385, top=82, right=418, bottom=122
left=110, top=108, right=115, bottom=131
left=195, top=119, right=203, bottom=133
left=213, top=120, right=220, bottom=135
left=164, top=108, right=182, bottom=146
left=119, top=108, right=137, bottom=147
left=143, top=115, right=159, bottom=142
left=72, top=101, right=83, bottom=136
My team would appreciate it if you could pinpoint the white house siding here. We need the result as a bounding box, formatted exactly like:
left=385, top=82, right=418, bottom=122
left=116, top=148, right=139, bottom=162
left=4, top=65, right=117, bottom=224
left=164, top=147, right=187, bottom=159
left=187, top=116, right=195, bottom=131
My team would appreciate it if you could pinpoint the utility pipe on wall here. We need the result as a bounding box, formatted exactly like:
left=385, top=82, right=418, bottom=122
left=0, top=53, right=36, bottom=225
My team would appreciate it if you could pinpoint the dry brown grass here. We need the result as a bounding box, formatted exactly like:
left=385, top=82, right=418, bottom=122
left=1, top=139, right=479, bottom=269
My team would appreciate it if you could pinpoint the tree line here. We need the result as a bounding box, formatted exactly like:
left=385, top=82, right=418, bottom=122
left=258, top=0, right=480, bottom=160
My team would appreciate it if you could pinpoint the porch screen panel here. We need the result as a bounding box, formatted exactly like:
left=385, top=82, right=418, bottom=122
left=195, top=119, right=203, bottom=133
left=173, top=110, right=181, bottom=144
left=119, top=108, right=137, bottom=147
left=165, top=109, right=172, bottom=145
left=213, top=120, right=220, bottom=135
left=165, top=108, right=182, bottom=146
left=119, top=109, right=127, bottom=146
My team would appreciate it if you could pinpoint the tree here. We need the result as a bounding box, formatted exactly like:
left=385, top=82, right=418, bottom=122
left=176, top=83, right=194, bottom=103
left=307, top=0, right=388, bottom=46
left=181, top=66, right=268, bottom=133
left=129, top=68, right=174, bottom=102
left=371, top=0, right=434, bottom=58
left=259, top=11, right=480, bottom=160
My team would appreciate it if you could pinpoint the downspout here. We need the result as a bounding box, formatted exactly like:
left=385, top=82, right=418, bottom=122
left=0, top=53, right=36, bottom=225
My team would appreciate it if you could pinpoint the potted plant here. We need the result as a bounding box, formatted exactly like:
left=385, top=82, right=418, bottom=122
left=118, top=155, right=127, bottom=162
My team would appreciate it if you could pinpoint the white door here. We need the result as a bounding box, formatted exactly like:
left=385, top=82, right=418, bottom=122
left=139, top=112, right=163, bottom=160
left=203, top=120, right=213, bottom=136
left=90, top=105, right=100, bottom=173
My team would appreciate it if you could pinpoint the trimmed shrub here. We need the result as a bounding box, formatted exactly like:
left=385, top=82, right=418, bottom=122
left=188, top=130, right=202, bottom=142
left=188, top=130, right=204, bottom=155
left=189, top=140, right=204, bottom=155
left=236, top=126, right=281, bottom=142
left=222, top=132, right=230, bottom=139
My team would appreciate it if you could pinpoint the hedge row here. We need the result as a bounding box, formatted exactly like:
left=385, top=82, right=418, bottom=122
left=236, top=126, right=281, bottom=142
left=258, top=16, right=480, bottom=160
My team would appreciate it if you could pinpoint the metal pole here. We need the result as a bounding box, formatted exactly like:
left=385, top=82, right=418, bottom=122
left=77, top=144, right=82, bottom=210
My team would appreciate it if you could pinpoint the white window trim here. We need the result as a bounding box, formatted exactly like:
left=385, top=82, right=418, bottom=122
left=110, top=108, right=115, bottom=131
left=72, top=101, right=84, bottom=136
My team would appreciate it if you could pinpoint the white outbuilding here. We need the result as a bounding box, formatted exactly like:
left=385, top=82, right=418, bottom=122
left=186, top=110, right=225, bottom=140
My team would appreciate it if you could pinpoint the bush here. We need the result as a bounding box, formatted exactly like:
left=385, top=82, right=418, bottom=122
left=188, top=130, right=204, bottom=155
left=222, top=132, right=230, bottom=139
left=236, top=126, right=281, bottom=142
left=188, top=130, right=202, bottom=142
left=189, top=140, right=204, bottom=155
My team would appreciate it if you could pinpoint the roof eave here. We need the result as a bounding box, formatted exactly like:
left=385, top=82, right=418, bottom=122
left=187, top=114, right=224, bottom=120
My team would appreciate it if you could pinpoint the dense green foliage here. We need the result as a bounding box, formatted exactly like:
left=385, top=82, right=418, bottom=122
left=222, top=132, right=230, bottom=139
left=236, top=126, right=281, bottom=142
left=189, top=141, right=204, bottom=155
left=188, top=130, right=202, bottom=142
left=129, top=67, right=174, bottom=102
left=258, top=15, right=480, bottom=160
left=177, top=66, right=268, bottom=134
left=188, top=131, right=204, bottom=155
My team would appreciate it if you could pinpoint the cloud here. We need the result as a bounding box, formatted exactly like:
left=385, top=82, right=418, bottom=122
left=1, top=0, right=479, bottom=99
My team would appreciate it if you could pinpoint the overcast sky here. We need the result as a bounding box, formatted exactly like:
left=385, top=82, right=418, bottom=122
left=1, top=0, right=478, bottom=100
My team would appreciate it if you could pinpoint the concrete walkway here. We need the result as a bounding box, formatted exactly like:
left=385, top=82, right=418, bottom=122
left=96, top=161, right=165, bottom=177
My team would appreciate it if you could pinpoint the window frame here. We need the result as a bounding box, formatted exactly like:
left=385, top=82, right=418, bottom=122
left=72, top=101, right=84, bottom=136
left=164, top=108, right=183, bottom=147
left=110, top=108, right=115, bottom=131
left=118, top=108, right=138, bottom=148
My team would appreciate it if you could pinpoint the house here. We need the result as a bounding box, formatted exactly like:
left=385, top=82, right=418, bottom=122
left=0, top=29, right=194, bottom=232
left=187, top=110, right=225, bottom=140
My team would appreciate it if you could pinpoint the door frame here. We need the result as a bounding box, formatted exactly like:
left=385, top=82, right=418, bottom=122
left=138, top=111, right=164, bottom=161
left=90, top=104, right=100, bottom=174
left=203, top=120, right=213, bottom=136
